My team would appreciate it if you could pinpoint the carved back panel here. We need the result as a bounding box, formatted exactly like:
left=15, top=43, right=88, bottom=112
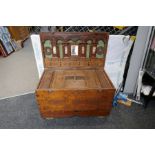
left=40, top=32, right=109, bottom=68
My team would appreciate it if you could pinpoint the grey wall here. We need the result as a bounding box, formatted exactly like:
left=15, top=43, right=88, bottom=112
left=124, top=26, right=153, bottom=94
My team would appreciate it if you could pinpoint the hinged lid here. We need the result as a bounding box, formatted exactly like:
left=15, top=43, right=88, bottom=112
left=40, top=32, right=109, bottom=68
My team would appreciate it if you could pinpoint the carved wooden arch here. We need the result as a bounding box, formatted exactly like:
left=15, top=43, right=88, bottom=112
left=96, top=36, right=108, bottom=57
left=40, top=32, right=109, bottom=59
left=79, top=38, right=92, bottom=57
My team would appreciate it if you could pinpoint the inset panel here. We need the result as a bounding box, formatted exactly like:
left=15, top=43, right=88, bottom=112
left=71, top=45, right=78, bottom=56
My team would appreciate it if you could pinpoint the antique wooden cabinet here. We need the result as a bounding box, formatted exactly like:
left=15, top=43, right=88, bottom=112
left=35, top=32, right=115, bottom=118
left=8, top=26, right=29, bottom=41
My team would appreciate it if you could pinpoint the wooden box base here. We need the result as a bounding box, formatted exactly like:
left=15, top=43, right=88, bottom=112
left=36, top=67, right=115, bottom=118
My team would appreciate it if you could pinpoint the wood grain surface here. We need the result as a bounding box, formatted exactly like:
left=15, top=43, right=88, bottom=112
left=36, top=32, right=115, bottom=118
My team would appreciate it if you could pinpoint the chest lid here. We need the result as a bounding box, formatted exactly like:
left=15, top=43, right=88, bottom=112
left=40, top=32, right=109, bottom=68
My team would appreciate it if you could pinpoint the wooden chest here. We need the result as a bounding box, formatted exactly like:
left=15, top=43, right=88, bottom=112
left=35, top=32, right=115, bottom=118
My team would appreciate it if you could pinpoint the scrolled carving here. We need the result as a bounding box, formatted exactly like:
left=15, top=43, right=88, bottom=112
left=96, top=46, right=104, bottom=55
left=40, top=32, right=108, bottom=60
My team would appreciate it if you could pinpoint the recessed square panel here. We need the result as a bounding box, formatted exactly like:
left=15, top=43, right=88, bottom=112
left=50, top=69, right=102, bottom=89
left=71, top=45, right=78, bottom=56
